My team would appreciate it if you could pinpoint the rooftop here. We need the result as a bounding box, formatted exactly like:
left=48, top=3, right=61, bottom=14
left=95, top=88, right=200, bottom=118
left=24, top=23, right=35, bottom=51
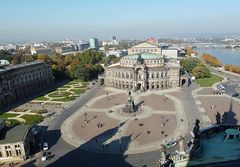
left=122, top=53, right=164, bottom=60
left=0, top=125, right=32, bottom=144
left=0, top=60, right=46, bottom=74
left=176, top=131, right=240, bottom=167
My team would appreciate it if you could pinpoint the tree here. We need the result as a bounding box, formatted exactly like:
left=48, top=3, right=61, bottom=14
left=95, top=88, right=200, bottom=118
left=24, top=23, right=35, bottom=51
left=180, top=58, right=201, bottom=73
left=224, top=64, right=240, bottom=74
left=0, top=50, right=12, bottom=61
left=37, top=54, right=50, bottom=61
left=23, top=55, right=36, bottom=62
left=192, top=65, right=211, bottom=78
left=185, top=47, right=198, bottom=56
left=202, top=53, right=221, bottom=67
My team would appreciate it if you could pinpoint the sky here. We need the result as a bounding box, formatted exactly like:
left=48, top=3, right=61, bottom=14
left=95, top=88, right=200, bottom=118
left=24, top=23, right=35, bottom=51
left=0, top=0, right=240, bottom=42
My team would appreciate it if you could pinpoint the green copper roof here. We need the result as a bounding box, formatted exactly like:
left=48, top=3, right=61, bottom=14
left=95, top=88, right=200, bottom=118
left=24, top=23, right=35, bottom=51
left=123, top=53, right=164, bottom=60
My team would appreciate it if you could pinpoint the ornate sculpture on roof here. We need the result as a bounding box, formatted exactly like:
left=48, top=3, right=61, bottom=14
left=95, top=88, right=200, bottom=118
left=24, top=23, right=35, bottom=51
left=137, top=54, right=144, bottom=64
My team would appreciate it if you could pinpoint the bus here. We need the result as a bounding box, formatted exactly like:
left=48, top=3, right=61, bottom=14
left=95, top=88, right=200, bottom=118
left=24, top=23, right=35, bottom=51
left=217, top=84, right=226, bottom=92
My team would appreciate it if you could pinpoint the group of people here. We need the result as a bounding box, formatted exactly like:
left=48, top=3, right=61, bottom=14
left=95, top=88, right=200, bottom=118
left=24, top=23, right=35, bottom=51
left=97, top=122, right=104, bottom=128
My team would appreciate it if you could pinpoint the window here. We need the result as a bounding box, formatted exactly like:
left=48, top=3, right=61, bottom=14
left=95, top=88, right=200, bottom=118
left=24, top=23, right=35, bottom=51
left=0, top=150, right=2, bottom=157
left=15, top=145, right=21, bottom=156
left=5, top=145, right=12, bottom=157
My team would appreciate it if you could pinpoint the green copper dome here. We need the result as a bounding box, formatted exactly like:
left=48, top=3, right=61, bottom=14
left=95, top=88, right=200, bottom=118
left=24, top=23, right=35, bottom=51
left=123, top=53, right=164, bottom=60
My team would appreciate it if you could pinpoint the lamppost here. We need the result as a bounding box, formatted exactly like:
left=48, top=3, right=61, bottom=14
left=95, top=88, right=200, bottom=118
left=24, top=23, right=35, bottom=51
left=118, top=124, right=122, bottom=152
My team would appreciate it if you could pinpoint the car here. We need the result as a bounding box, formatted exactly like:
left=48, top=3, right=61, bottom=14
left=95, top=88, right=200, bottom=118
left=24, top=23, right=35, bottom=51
left=43, top=142, right=48, bottom=150
left=41, top=152, right=47, bottom=161
left=230, top=92, right=239, bottom=97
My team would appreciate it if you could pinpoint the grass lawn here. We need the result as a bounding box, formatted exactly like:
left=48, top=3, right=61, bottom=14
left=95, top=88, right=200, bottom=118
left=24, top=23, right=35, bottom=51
left=51, top=96, right=76, bottom=102
left=195, top=74, right=223, bottom=87
left=48, top=91, right=72, bottom=98
left=69, top=89, right=85, bottom=94
left=6, top=119, right=21, bottom=127
left=35, top=96, right=49, bottom=101
left=0, top=113, right=19, bottom=119
left=21, top=114, right=44, bottom=125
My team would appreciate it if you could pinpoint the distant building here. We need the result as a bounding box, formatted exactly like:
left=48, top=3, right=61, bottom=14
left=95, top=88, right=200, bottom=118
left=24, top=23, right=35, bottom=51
left=89, top=38, right=99, bottom=49
left=102, top=36, right=119, bottom=46
left=106, top=49, right=127, bottom=57
left=128, top=42, right=161, bottom=55
left=79, top=43, right=90, bottom=51
left=0, top=124, right=37, bottom=162
left=161, top=48, right=180, bottom=59
left=30, top=47, right=54, bottom=56
left=146, top=37, right=159, bottom=45
left=55, top=46, right=74, bottom=54
left=0, top=60, right=54, bottom=108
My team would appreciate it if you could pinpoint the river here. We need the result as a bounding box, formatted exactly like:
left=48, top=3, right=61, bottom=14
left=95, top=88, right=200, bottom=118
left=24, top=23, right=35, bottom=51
left=195, top=48, right=240, bottom=66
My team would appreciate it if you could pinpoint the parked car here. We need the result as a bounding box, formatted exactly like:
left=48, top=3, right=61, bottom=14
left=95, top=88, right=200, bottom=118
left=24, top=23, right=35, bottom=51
left=43, top=142, right=48, bottom=150
left=230, top=92, right=239, bottom=97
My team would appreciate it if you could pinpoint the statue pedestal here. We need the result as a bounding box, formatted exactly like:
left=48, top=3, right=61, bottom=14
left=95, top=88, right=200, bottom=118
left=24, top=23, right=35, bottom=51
left=123, top=103, right=134, bottom=113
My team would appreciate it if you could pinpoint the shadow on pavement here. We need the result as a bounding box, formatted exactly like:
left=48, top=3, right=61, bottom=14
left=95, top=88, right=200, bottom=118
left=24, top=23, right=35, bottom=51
left=46, top=122, right=133, bottom=167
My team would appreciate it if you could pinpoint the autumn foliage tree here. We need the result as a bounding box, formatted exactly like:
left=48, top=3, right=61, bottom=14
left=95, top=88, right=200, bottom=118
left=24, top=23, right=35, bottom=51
left=192, top=64, right=211, bottom=78
left=184, top=47, right=198, bottom=56
left=202, top=53, right=221, bottom=67
left=224, top=64, right=240, bottom=74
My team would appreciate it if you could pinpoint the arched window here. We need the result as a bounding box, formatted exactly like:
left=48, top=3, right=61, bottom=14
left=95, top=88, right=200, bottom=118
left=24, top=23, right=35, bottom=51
left=156, top=73, right=159, bottom=78
left=152, top=73, right=154, bottom=79
left=161, top=72, right=164, bottom=78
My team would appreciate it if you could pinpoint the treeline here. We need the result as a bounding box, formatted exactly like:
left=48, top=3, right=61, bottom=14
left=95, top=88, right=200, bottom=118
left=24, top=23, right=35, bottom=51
left=180, top=57, right=211, bottom=79
left=202, top=53, right=221, bottom=67
left=224, top=64, right=240, bottom=74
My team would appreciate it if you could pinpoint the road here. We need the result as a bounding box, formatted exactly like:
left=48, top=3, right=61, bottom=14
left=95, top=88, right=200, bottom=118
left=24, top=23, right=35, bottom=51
left=212, top=68, right=240, bottom=99
left=26, top=81, right=228, bottom=167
